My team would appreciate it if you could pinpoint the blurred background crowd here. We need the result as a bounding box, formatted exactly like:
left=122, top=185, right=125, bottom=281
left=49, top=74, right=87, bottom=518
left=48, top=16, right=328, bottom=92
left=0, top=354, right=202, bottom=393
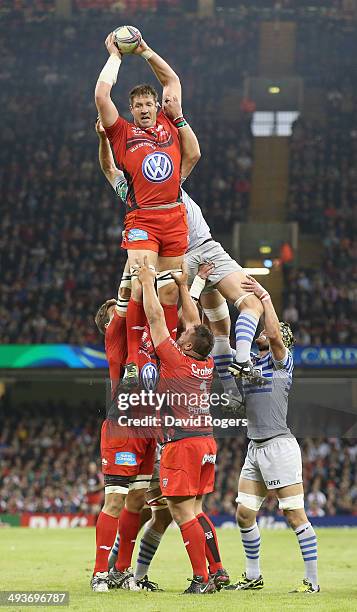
left=1, top=1, right=357, bottom=519
left=1, top=401, right=356, bottom=517
left=0, top=9, right=256, bottom=344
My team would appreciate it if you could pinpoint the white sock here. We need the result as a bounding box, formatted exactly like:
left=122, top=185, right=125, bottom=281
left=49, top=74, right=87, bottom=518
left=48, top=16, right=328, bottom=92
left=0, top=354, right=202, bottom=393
left=212, top=336, right=238, bottom=395
left=295, top=522, right=318, bottom=588
left=240, top=522, right=261, bottom=580
left=235, top=313, right=259, bottom=363
left=134, top=527, right=163, bottom=582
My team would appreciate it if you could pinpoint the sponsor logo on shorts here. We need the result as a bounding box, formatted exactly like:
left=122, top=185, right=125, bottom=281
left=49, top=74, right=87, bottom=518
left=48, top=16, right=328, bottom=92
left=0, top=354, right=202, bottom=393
left=127, top=228, right=149, bottom=242
left=101, top=457, right=108, bottom=465
left=115, top=452, right=137, bottom=466
left=140, top=361, right=159, bottom=391
left=162, top=478, right=168, bottom=487
left=267, top=479, right=280, bottom=486
left=142, top=152, right=173, bottom=182
left=202, top=453, right=216, bottom=465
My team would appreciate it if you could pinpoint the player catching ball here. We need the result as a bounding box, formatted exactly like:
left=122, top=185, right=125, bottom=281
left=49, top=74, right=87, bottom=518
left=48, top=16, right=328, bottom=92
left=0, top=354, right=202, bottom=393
left=95, top=30, right=200, bottom=389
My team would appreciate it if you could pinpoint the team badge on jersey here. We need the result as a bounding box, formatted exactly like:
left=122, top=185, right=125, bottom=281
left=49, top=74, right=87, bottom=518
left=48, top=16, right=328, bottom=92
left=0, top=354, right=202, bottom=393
left=142, top=152, right=173, bottom=183
left=141, top=361, right=159, bottom=391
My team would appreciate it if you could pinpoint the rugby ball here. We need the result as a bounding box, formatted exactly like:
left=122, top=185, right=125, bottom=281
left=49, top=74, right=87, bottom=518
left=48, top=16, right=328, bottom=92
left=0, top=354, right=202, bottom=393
left=113, top=25, right=142, bottom=54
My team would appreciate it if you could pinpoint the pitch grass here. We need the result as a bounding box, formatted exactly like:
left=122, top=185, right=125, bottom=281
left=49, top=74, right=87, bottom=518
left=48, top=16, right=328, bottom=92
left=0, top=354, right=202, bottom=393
left=0, top=528, right=356, bottom=612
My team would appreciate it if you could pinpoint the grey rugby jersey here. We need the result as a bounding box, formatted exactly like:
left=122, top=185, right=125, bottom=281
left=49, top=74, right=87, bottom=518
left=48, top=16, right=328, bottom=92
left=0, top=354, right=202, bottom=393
left=112, top=176, right=211, bottom=253
left=243, top=348, right=294, bottom=441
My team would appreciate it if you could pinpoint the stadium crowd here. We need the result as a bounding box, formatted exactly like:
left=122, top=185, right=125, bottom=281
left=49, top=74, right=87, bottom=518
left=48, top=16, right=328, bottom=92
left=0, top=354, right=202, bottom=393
left=0, top=11, right=255, bottom=344
left=283, top=70, right=357, bottom=343
left=0, top=401, right=356, bottom=517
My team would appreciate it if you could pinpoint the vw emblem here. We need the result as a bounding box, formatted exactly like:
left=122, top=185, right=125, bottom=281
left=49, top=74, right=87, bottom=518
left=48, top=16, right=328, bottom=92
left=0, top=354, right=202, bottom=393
left=142, top=152, right=173, bottom=183
left=140, top=362, right=159, bottom=391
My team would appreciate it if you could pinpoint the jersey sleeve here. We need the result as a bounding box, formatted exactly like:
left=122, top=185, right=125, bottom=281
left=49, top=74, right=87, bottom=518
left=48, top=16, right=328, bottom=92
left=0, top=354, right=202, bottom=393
left=104, top=115, right=128, bottom=163
left=105, top=310, right=127, bottom=384
left=155, top=336, right=185, bottom=370
left=271, top=348, right=294, bottom=374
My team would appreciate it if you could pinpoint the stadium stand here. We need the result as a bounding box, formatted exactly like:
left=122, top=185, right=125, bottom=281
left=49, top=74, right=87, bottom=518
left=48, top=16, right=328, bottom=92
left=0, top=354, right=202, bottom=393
left=1, top=401, right=356, bottom=516
left=1, top=5, right=356, bottom=522
left=283, top=20, right=357, bottom=343
left=0, top=11, right=256, bottom=343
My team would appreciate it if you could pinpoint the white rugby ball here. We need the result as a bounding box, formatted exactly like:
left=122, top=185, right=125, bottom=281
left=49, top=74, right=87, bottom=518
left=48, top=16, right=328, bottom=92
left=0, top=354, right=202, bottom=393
left=113, top=25, right=142, bottom=54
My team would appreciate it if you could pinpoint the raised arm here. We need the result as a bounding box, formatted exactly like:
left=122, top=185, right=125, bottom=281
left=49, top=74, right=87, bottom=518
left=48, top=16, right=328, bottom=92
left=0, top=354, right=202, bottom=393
left=134, top=40, right=181, bottom=104
left=171, top=262, right=209, bottom=329
left=95, top=118, right=122, bottom=185
left=241, top=275, right=286, bottom=361
left=95, top=33, right=122, bottom=127
left=137, top=259, right=170, bottom=348
left=163, top=96, right=201, bottom=180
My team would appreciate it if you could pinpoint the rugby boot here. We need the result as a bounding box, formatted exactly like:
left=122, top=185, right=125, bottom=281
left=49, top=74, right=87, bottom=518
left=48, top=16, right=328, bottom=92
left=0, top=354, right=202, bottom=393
left=290, top=579, right=320, bottom=593
left=136, top=575, right=164, bottom=591
left=181, top=575, right=216, bottom=595
left=90, top=572, right=109, bottom=592
left=225, top=572, right=264, bottom=590
left=211, top=567, right=230, bottom=590
left=108, top=566, right=140, bottom=591
left=121, top=362, right=139, bottom=390
left=228, top=361, right=268, bottom=387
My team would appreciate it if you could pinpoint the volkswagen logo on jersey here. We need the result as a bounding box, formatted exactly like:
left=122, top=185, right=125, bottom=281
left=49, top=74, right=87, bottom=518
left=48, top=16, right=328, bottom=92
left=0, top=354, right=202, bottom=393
left=142, top=152, right=173, bottom=183
left=140, top=362, right=159, bottom=391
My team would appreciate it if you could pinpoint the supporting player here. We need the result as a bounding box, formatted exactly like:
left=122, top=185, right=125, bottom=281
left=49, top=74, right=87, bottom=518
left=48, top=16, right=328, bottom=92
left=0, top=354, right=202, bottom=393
left=95, top=31, right=200, bottom=387
left=137, top=258, right=229, bottom=594
left=225, top=275, right=319, bottom=594
left=107, top=264, right=227, bottom=590
left=91, top=298, right=156, bottom=592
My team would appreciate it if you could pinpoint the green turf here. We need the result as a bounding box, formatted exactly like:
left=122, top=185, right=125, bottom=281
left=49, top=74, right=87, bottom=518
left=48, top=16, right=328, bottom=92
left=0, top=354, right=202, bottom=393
left=0, top=527, right=356, bottom=611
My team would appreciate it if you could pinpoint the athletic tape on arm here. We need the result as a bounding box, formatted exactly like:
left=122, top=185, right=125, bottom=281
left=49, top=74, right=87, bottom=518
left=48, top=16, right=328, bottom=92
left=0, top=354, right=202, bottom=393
left=98, top=54, right=122, bottom=86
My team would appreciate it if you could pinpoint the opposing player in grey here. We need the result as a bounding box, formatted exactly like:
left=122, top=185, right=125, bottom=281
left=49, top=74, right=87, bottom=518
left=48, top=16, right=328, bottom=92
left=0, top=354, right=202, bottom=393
left=226, top=275, right=320, bottom=594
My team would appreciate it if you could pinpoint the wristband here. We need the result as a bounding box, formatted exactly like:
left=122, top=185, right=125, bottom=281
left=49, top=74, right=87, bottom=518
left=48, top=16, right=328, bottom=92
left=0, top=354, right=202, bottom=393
left=98, top=54, right=121, bottom=86
left=173, top=115, right=188, bottom=129
left=189, top=275, right=206, bottom=301
left=141, top=48, right=154, bottom=60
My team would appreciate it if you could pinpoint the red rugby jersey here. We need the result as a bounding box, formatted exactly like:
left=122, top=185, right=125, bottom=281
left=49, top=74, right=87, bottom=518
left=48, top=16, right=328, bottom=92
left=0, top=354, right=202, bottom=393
left=105, top=313, right=156, bottom=388
left=105, top=310, right=128, bottom=391
left=155, top=336, right=214, bottom=439
left=105, top=110, right=182, bottom=211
